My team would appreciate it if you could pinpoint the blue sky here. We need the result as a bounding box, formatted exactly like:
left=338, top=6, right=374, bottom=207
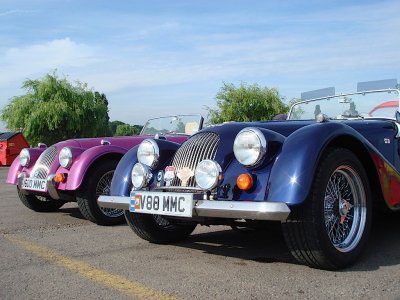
left=1, top=0, right=399, bottom=127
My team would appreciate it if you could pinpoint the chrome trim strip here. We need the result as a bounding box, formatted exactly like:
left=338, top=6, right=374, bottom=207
left=97, top=195, right=290, bottom=221
left=154, top=186, right=204, bottom=192
left=46, top=174, right=60, bottom=200
left=194, top=200, right=290, bottom=221
left=98, top=195, right=131, bottom=210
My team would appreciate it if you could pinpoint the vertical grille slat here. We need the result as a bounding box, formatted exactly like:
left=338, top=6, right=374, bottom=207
left=170, top=132, right=219, bottom=188
left=30, top=146, right=57, bottom=179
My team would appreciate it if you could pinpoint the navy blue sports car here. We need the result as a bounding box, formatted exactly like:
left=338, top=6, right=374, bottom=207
left=99, top=82, right=400, bottom=270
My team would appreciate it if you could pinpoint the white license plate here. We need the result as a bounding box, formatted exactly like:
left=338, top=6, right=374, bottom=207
left=130, top=191, right=193, bottom=217
left=22, top=178, right=47, bottom=192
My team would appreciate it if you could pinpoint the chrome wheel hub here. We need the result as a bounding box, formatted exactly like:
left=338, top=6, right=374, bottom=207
left=324, top=165, right=366, bottom=252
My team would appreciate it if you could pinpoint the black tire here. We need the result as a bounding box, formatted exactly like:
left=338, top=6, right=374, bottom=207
left=17, top=188, right=65, bottom=212
left=125, top=212, right=197, bottom=244
left=77, top=160, right=125, bottom=226
left=281, top=147, right=372, bottom=270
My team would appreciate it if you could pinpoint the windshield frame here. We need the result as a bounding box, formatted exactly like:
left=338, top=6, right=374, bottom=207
left=140, top=114, right=204, bottom=136
left=288, top=88, right=400, bottom=121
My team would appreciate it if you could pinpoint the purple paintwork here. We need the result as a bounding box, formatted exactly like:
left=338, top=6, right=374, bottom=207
left=7, top=135, right=187, bottom=189
left=6, top=114, right=201, bottom=202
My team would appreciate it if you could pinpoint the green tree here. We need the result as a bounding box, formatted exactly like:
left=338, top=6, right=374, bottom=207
left=95, top=91, right=111, bottom=136
left=109, top=120, right=126, bottom=136
left=0, top=72, right=110, bottom=145
left=207, top=82, right=288, bottom=124
left=115, top=124, right=142, bottom=136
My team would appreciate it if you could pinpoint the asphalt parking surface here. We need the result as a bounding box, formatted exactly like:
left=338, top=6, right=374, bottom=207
left=1, top=166, right=400, bottom=299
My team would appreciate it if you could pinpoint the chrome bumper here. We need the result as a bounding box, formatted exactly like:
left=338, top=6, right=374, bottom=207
left=98, top=195, right=290, bottom=221
left=17, top=172, right=61, bottom=200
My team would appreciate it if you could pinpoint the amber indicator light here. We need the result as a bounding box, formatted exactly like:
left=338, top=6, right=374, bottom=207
left=236, top=173, right=253, bottom=190
left=54, top=173, right=66, bottom=183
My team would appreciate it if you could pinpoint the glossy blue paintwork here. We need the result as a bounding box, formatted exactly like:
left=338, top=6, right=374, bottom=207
left=111, top=118, right=400, bottom=209
left=110, top=139, right=182, bottom=196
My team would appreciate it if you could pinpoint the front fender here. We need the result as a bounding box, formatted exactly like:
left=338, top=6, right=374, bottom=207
left=266, top=122, right=372, bottom=205
left=64, top=145, right=128, bottom=190
left=110, top=139, right=182, bottom=196
left=6, top=148, right=45, bottom=184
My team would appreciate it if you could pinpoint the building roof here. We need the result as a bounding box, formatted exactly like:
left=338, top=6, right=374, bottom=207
left=0, top=132, right=20, bottom=141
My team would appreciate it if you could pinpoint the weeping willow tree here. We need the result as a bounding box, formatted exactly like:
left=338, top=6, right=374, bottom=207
left=207, top=82, right=288, bottom=124
left=1, top=72, right=110, bottom=145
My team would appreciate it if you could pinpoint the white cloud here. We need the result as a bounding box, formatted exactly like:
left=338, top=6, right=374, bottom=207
left=0, top=38, right=100, bottom=86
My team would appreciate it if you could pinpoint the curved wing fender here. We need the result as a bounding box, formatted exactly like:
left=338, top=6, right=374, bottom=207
left=64, top=145, right=128, bottom=190
left=215, top=128, right=285, bottom=201
left=110, top=146, right=138, bottom=197
left=6, top=148, right=45, bottom=184
left=110, top=139, right=182, bottom=196
left=266, top=122, right=372, bottom=206
left=7, top=155, right=24, bottom=184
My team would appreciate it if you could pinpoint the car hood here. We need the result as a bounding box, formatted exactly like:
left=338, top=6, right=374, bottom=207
left=54, top=134, right=188, bottom=150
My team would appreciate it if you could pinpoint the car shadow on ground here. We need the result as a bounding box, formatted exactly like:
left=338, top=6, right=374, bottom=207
left=57, top=205, right=129, bottom=226
left=58, top=206, right=87, bottom=221
left=349, top=212, right=400, bottom=271
left=175, top=212, right=400, bottom=271
left=177, top=222, right=297, bottom=265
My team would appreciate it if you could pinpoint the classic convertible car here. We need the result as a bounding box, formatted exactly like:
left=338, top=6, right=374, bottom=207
left=6, top=115, right=203, bottom=225
left=98, top=87, right=400, bottom=269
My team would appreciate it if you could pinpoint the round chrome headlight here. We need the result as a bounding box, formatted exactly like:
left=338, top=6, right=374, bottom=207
left=19, top=148, right=30, bottom=167
left=59, top=147, right=73, bottom=169
left=131, top=163, right=152, bottom=190
left=195, top=159, right=222, bottom=190
left=233, top=127, right=267, bottom=166
left=137, top=139, right=159, bottom=168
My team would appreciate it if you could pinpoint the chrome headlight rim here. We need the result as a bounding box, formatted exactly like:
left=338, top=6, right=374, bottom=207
left=59, top=147, right=73, bottom=169
left=195, top=159, right=222, bottom=190
left=233, top=127, right=267, bottom=167
left=131, top=163, right=152, bottom=190
left=19, top=148, right=30, bottom=167
left=137, top=139, right=160, bottom=169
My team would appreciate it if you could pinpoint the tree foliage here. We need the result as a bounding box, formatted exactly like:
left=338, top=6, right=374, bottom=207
left=115, top=124, right=142, bottom=136
left=0, top=72, right=110, bottom=145
left=207, top=82, right=288, bottom=124
left=109, top=120, right=125, bottom=136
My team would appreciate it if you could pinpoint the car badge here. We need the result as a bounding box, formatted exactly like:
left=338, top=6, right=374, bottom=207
left=156, top=170, right=164, bottom=187
left=177, top=167, right=194, bottom=187
left=164, top=166, right=175, bottom=186
left=157, top=171, right=164, bottom=182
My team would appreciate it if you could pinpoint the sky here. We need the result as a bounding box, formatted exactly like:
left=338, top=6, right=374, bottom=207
left=1, top=0, right=400, bottom=128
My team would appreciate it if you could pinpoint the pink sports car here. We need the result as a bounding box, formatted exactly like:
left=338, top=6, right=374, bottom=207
left=6, top=115, right=203, bottom=225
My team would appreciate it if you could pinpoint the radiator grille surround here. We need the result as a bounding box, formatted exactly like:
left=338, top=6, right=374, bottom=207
left=169, top=132, right=219, bottom=187
left=30, top=146, right=57, bottom=179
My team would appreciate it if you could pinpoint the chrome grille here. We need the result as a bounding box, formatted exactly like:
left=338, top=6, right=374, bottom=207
left=30, top=146, right=57, bottom=179
left=170, top=132, right=219, bottom=187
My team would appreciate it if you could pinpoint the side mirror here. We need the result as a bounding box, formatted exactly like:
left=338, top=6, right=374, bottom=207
left=37, top=143, right=47, bottom=148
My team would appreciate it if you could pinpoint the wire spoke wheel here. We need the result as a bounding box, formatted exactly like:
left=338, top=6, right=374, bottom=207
left=96, top=170, right=124, bottom=218
left=324, top=165, right=367, bottom=253
left=281, top=148, right=371, bottom=269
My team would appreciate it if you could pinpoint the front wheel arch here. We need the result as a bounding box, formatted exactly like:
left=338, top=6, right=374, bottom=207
left=282, top=147, right=372, bottom=269
left=77, top=157, right=125, bottom=225
left=326, top=135, right=384, bottom=210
